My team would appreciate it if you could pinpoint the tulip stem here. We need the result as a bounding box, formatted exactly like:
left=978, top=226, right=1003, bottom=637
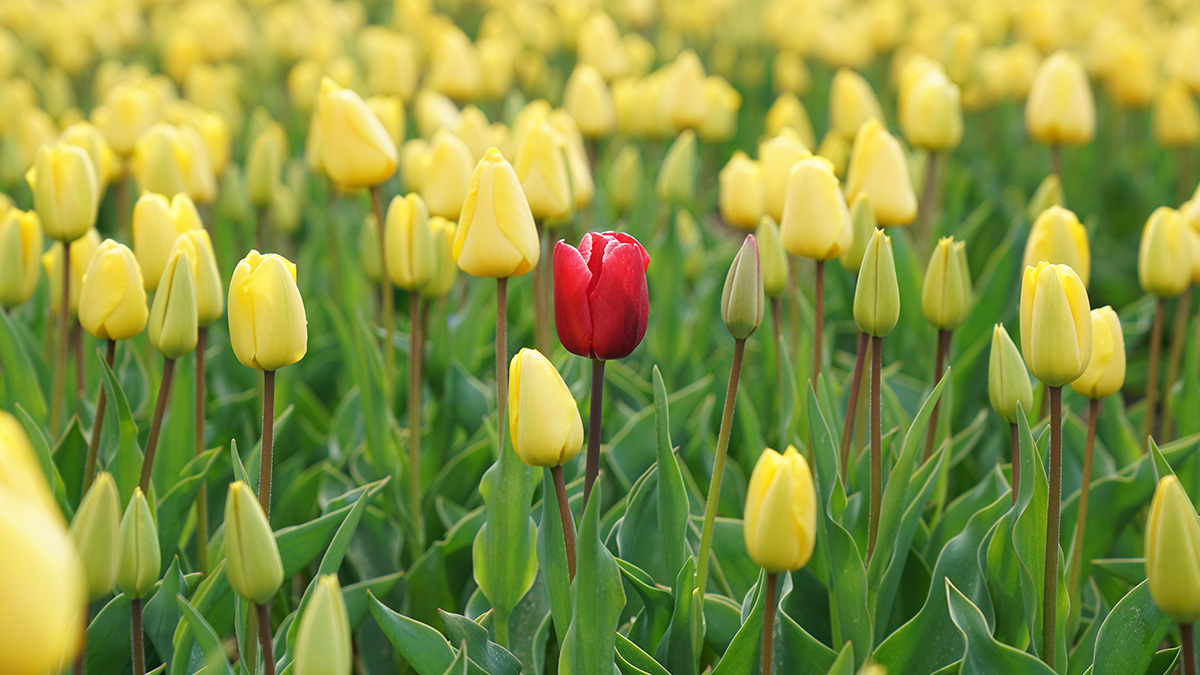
left=771, top=297, right=785, bottom=448
left=924, top=329, right=952, bottom=461
left=73, top=322, right=85, bottom=398
left=195, top=327, right=208, bottom=573
left=496, top=277, right=508, bottom=451
left=812, top=260, right=825, bottom=385
left=1183, top=623, right=1196, bottom=675
left=131, top=598, right=144, bottom=675
left=1144, top=298, right=1166, bottom=444
left=72, top=604, right=91, bottom=675
left=327, top=188, right=342, bottom=303
left=1010, top=422, right=1020, bottom=506
left=260, top=370, right=276, bottom=519
left=255, top=206, right=267, bottom=252
left=83, top=339, right=117, bottom=496
left=138, top=357, right=177, bottom=495
left=583, top=358, right=607, bottom=507
left=1162, top=288, right=1191, bottom=441
left=920, top=152, right=940, bottom=250
left=1068, top=398, right=1099, bottom=611
left=841, top=332, right=869, bottom=487
left=867, top=335, right=882, bottom=562
left=409, top=293, right=424, bottom=551
left=1043, top=385, right=1063, bottom=670
left=256, top=603, right=276, bottom=675
left=551, top=465, right=577, bottom=581
left=533, top=222, right=550, bottom=354
left=51, top=240, right=71, bottom=436
left=1050, top=144, right=1062, bottom=179
left=695, top=338, right=746, bottom=610
left=371, top=186, right=396, bottom=406
left=762, top=572, right=778, bottom=675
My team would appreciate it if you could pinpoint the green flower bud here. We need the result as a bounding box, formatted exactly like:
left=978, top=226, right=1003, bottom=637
left=224, top=481, right=283, bottom=605
left=1026, top=173, right=1064, bottom=223
left=722, top=235, right=765, bottom=340
left=988, top=324, right=1034, bottom=424
left=294, top=575, right=352, bottom=675
left=839, top=193, right=876, bottom=273
left=853, top=229, right=900, bottom=337
left=755, top=216, right=789, bottom=298
left=117, top=488, right=161, bottom=599
left=921, top=236, right=972, bottom=330
left=147, top=247, right=198, bottom=358
left=70, top=472, right=121, bottom=600
left=655, top=129, right=697, bottom=205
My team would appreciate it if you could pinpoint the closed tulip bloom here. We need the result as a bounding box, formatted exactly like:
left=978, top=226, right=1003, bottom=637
left=564, top=64, right=615, bottom=138
left=548, top=111, right=595, bottom=209
left=317, top=78, right=398, bottom=189
left=43, top=229, right=101, bottom=316
left=722, top=235, right=765, bottom=340
left=1146, top=475, right=1200, bottom=623
left=1020, top=261, right=1092, bottom=387
left=900, top=70, right=963, bottom=152
left=400, top=139, right=431, bottom=193
left=91, top=83, right=158, bottom=155
left=508, top=348, right=584, bottom=467
left=168, top=230, right=223, bottom=326
left=385, top=193, right=433, bottom=290
left=246, top=122, right=286, bottom=208
left=772, top=51, right=812, bottom=97
left=743, top=446, right=816, bottom=573
left=367, top=34, right=418, bottom=102
left=766, top=93, right=816, bottom=149
left=988, top=324, right=1035, bottom=424
left=69, top=472, right=120, bottom=600
left=578, top=11, right=628, bottom=80
left=780, top=158, right=853, bottom=260
left=829, top=69, right=884, bottom=140
left=1026, top=175, right=1065, bottom=224
left=845, top=120, right=917, bottom=226
left=1153, top=80, right=1200, bottom=148
left=760, top=132, right=809, bottom=221
left=414, top=89, right=462, bottom=140
left=366, top=95, right=405, bottom=149
left=148, top=247, right=198, bottom=358
left=478, top=38, right=514, bottom=101
left=78, top=240, right=148, bottom=340
left=1071, top=306, right=1125, bottom=400
left=421, top=217, right=458, bottom=299
left=116, top=488, right=160, bottom=599
left=756, top=217, right=789, bottom=297
left=699, top=77, right=742, bottom=144
left=1026, top=52, right=1096, bottom=146
left=514, top=120, right=571, bottom=221
left=663, top=49, right=706, bottom=131
left=177, top=125, right=216, bottom=204
left=840, top=194, right=876, bottom=273
left=606, top=145, right=643, bottom=215
left=554, top=231, right=650, bottom=359
left=1105, top=35, right=1156, bottom=109
left=0, top=209, right=43, bottom=309
left=454, top=106, right=493, bottom=163
left=224, top=481, right=284, bottom=605
left=133, top=124, right=191, bottom=197
left=360, top=214, right=382, bottom=283
left=422, top=130, right=475, bottom=220
left=28, top=143, right=98, bottom=242
left=60, top=121, right=115, bottom=191
left=133, top=193, right=202, bottom=291
left=921, top=236, right=972, bottom=330
left=656, top=130, right=697, bottom=204
left=854, top=229, right=900, bottom=337
left=294, top=575, right=352, bottom=675
left=453, top=148, right=540, bottom=278
left=1139, top=207, right=1192, bottom=298
left=1023, top=205, right=1089, bottom=287
left=718, top=152, right=764, bottom=231
left=425, top=29, right=483, bottom=102
left=229, top=250, right=308, bottom=371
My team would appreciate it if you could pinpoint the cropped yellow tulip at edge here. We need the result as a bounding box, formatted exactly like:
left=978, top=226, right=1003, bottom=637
left=1146, top=475, right=1200, bottom=624
left=0, top=209, right=43, bottom=309
left=1070, top=306, right=1125, bottom=400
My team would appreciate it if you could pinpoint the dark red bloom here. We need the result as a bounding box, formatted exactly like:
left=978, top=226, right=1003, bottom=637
left=554, top=231, right=650, bottom=360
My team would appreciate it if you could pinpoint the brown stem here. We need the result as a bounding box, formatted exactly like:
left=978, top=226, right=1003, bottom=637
left=1043, top=386, right=1063, bottom=670
left=84, top=339, right=117, bottom=496
left=256, top=603, right=276, bottom=675
left=195, top=327, right=208, bottom=573
left=790, top=258, right=801, bottom=359
left=867, top=335, right=883, bottom=562
left=840, top=332, right=869, bottom=485
left=551, top=465, right=577, bottom=581
left=496, top=277, right=508, bottom=454
left=924, top=329, right=951, bottom=461
left=762, top=572, right=778, bottom=675
left=51, top=240, right=71, bottom=436
left=1183, top=622, right=1196, bottom=675
left=131, top=598, right=144, bottom=675
left=73, top=322, right=84, bottom=398
left=813, top=260, right=824, bottom=385
left=1010, top=422, right=1020, bottom=505
left=1162, top=288, right=1191, bottom=441
left=255, top=206, right=267, bottom=252
left=260, top=370, right=276, bottom=519
left=1144, top=298, right=1166, bottom=444
left=371, top=186, right=395, bottom=404
left=72, top=604, right=90, bottom=675
left=138, top=358, right=177, bottom=494
left=583, top=358, right=606, bottom=507
left=1068, top=398, right=1099, bottom=608
left=409, top=293, right=424, bottom=551
left=920, top=151, right=939, bottom=246
left=1050, top=145, right=1062, bottom=179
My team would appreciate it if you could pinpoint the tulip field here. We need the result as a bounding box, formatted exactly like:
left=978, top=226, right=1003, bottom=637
left=9, top=1, right=1200, bottom=674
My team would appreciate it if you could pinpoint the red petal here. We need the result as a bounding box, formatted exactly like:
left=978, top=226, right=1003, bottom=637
left=588, top=240, right=650, bottom=360
left=553, top=240, right=594, bottom=358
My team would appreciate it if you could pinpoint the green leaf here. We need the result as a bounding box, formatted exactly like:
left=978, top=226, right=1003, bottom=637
left=824, top=643, right=854, bottom=675
left=368, top=594, right=488, bottom=675
left=1092, top=580, right=1172, bottom=675
left=615, top=633, right=672, bottom=675
left=143, top=557, right=188, bottom=663
left=559, top=483, right=625, bottom=675
left=98, top=348, right=143, bottom=507
left=946, top=579, right=1056, bottom=675
left=155, top=448, right=220, bottom=566
left=15, top=404, right=70, bottom=516
left=176, top=594, right=236, bottom=675
left=438, top=611, right=522, bottom=675
left=654, top=557, right=696, bottom=675
left=441, top=641, right=469, bottom=675
left=0, top=306, right=47, bottom=421
left=86, top=593, right=133, bottom=675
left=617, top=559, right=673, bottom=654
left=536, top=469, right=572, bottom=644
left=156, top=347, right=194, bottom=496
left=653, top=366, right=689, bottom=587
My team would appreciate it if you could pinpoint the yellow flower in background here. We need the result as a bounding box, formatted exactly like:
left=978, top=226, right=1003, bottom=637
left=1146, top=475, right=1200, bottom=624
left=718, top=152, right=764, bottom=231
left=366, top=33, right=418, bottom=103
left=829, top=68, right=884, bottom=140
left=508, top=348, right=584, bottom=467
left=900, top=69, right=963, bottom=152
left=656, top=129, right=697, bottom=205
left=816, top=129, right=851, bottom=179
left=772, top=51, right=811, bottom=97
left=743, top=446, right=816, bottom=573
left=1153, top=80, right=1200, bottom=148
left=425, top=28, right=483, bottom=102
left=229, top=250, right=308, bottom=371
left=1024, top=205, right=1089, bottom=287
left=1020, top=261, right=1092, bottom=387
left=1071, top=306, right=1126, bottom=400
left=1026, top=51, right=1095, bottom=146
left=59, top=121, right=115, bottom=190
left=0, top=209, right=43, bottom=309
left=563, top=64, right=616, bottom=138
left=132, top=193, right=202, bottom=291
left=663, top=49, right=707, bottom=131
left=756, top=216, right=789, bottom=298
left=606, top=144, right=643, bottom=215
left=577, top=11, right=628, bottom=81
left=168, top=229, right=224, bottom=327
left=91, top=83, right=159, bottom=155
left=1138, top=207, right=1192, bottom=299
left=43, top=229, right=101, bottom=316
left=453, top=148, right=540, bottom=278
left=317, top=78, right=398, bottom=189
left=28, top=143, right=99, bottom=242
left=759, top=132, right=810, bottom=221
left=780, top=157, right=852, bottom=260
left=699, top=76, right=742, bottom=144
left=178, top=124, right=217, bottom=204
left=366, top=95, right=405, bottom=149
left=78, top=240, right=148, bottom=340
left=385, top=193, right=434, bottom=291
left=1105, top=34, right=1156, bottom=110
left=454, top=106, right=494, bottom=163
left=921, top=236, right=973, bottom=330
left=421, top=130, right=476, bottom=220
left=765, top=93, right=816, bottom=149
left=133, top=123, right=191, bottom=197
left=421, top=217, right=458, bottom=300
left=478, top=37, right=514, bottom=101
left=548, top=110, right=595, bottom=210
left=514, top=119, right=571, bottom=222
left=845, top=120, right=917, bottom=226
left=988, top=324, right=1035, bottom=425
left=840, top=194, right=876, bottom=274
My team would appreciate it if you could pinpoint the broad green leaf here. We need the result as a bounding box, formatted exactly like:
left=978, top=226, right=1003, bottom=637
left=559, top=483, right=625, bottom=675
left=98, top=350, right=142, bottom=507
left=176, top=594, right=237, bottom=675
left=653, top=366, right=690, bottom=586
left=143, top=557, right=188, bottom=664
left=654, top=557, right=696, bottom=675
left=438, top=610, right=522, bottom=675
left=825, top=643, right=854, bottom=675
left=86, top=593, right=133, bottom=675
left=1092, top=580, right=1172, bottom=675
left=617, top=559, right=673, bottom=654
left=946, top=579, right=1056, bottom=674
left=368, top=594, right=488, bottom=675
left=615, top=633, right=671, bottom=675
left=536, top=468, right=573, bottom=643
left=155, top=448, right=220, bottom=565
left=0, top=306, right=47, bottom=421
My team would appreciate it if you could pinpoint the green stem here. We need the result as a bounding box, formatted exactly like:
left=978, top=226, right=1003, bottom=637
left=1043, top=385, right=1063, bottom=670
left=867, top=335, right=883, bottom=561
left=762, top=572, right=778, bottom=675
left=371, top=186, right=395, bottom=407
left=1068, top=398, right=1098, bottom=610
left=195, top=328, right=208, bottom=573
left=256, top=603, right=276, bottom=675
left=51, top=239, right=70, bottom=436
left=583, top=358, right=606, bottom=507
left=1162, top=287, right=1191, bottom=441
left=551, top=465, right=577, bottom=581
left=260, top=370, right=276, bottom=519
left=1144, top=298, right=1165, bottom=444
left=840, top=332, right=868, bottom=487
left=409, top=293, right=424, bottom=551
left=924, top=329, right=951, bottom=461
left=84, top=339, right=117, bottom=496
left=138, top=357, right=177, bottom=494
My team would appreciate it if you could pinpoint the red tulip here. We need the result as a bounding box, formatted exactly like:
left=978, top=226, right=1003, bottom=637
left=554, top=231, right=650, bottom=360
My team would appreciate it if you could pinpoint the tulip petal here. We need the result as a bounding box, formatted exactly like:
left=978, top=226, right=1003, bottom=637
left=588, top=240, right=650, bottom=360
left=553, top=241, right=593, bottom=357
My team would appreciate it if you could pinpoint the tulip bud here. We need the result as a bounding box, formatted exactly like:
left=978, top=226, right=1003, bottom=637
left=229, top=251, right=308, bottom=371
left=1138, top=207, right=1192, bottom=299
left=606, top=145, right=642, bottom=215
left=270, top=186, right=300, bottom=235
left=514, top=120, right=571, bottom=222
left=718, top=152, right=764, bottom=231
left=656, top=130, right=697, bottom=204
left=421, top=130, right=475, bottom=220
left=421, top=217, right=458, bottom=299
left=453, top=148, right=541, bottom=278
left=317, top=78, right=399, bottom=189
left=366, top=95, right=405, bottom=149
left=414, top=89, right=462, bottom=140
left=1148, top=474, right=1200, bottom=624
left=399, top=139, right=430, bottom=193
left=554, top=231, right=650, bottom=359
left=839, top=194, right=876, bottom=273
left=224, top=481, right=284, bottom=605
left=28, top=143, right=98, bottom=242
left=816, top=130, right=850, bottom=179
left=90, top=83, right=159, bottom=156
left=1023, top=205, right=1089, bottom=287
left=385, top=193, right=433, bottom=290
left=60, top=121, right=115, bottom=191
left=722, top=235, right=765, bottom=340
left=508, top=348, right=584, bottom=467
left=78, top=240, right=148, bottom=340
left=425, top=29, right=483, bottom=103
left=132, top=124, right=191, bottom=197
left=1105, top=35, right=1156, bottom=110
left=1026, top=175, right=1065, bottom=223
left=133, top=193, right=202, bottom=291
left=453, top=106, right=493, bottom=163
left=765, top=93, right=815, bottom=150
left=663, top=49, right=706, bottom=131
left=845, top=120, right=917, bottom=226
left=759, top=132, right=809, bottom=221
left=148, top=247, right=198, bottom=359
left=988, top=324, right=1034, bottom=424
left=921, top=237, right=972, bottom=330
left=548, top=110, right=595, bottom=210
left=578, top=11, right=628, bottom=80
left=168, top=230, right=223, bottom=327
left=756, top=217, right=789, bottom=298
left=245, top=122, right=286, bottom=209
left=699, top=77, right=741, bottom=144
left=70, top=472, right=120, bottom=600
left=1070, top=306, right=1125, bottom=400
left=853, top=229, right=900, bottom=337
left=1154, top=80, right=1200, bottom=148
left=829, top=69, right=884, bottom=140
left=1020, top=262, right=1092, bottom=387
left=294, top=575, right=352, bottom=675
left=43, top=229, right=101, bottom=317
left=117, top=488, right=161, bottom=599
left=0, top=208, right=43, bottom=309
left=743, top=446, right=816, bottom=573
left=899, top=70, right=964, bottom=152
left=360, top=214, right=382, bottom=283
left=1025, top=52, right=1096, bottom=146
left=772, top=51, right=811, bottom=97
left=366, top=34, right=418, bottom=103
left=563, top=64, right=616, bottom=138
left=780, top=158, right=853, bottom=260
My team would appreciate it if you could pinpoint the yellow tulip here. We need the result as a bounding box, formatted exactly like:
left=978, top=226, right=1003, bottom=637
left=59, top=121, right=115, bottom=191
left=43, top=229, right=101, bottom=316
left=294, top=575, right=352, bottom=675
left=133, top=124, right=191, bottom=197
left=816, top=130, right=850, bottom=179
left=772, top=51, right=811, bottom=97
left=178, top=125, right=216, bottom=203
left=116, top=488, right=160, bottom=599
left=698, top=77, right=742, bottom=144
left=853, top=229, right=900, bottom=337
left=756, top=216, right=789, bottom=298
left=385, top=193, right=434, bottom=290
left=1025, top=52, right=1096, bottom=146
left=366, top=95, right=405, bottom=149
left=718, top=152, right=764, bottom=231
left=422, top=217, right=458, bottom=300
left=78, top=240, right=148, bottom=340
left=454, top=106, right=494, bottom=163
left=514, top=119, right=571, bottom=222
left=1105, top=35, right=1156, bottom=109
left=989, top=324, right=1035, bottom=425
left=90, top=83, right=159, bottom=155
left=508, top=348, right=584, bottom=467
left=479, top=39, right=514, bottom=101
left=1020, top=261, right=1092, bottom=387
left=413, top=89, right=461, bottom=140
left=223, top=481, right=284, bottom=605
left=69, top=472, right=120, bottom=600
left=845, top=120, right=917, bottom=226
left=941, top=22, right=981, bottom=88
left=899, top=70, right=963, bottom=152
left=453, top=148, right=540, bottom=278
left=765, top=93, right=815, bottom=150
left=167, top=230, right=223, bottom=326
left=148, top=247, right=198, bottom=359
left=743, top=446, right=816, bottom=573
left=563, top=64, right=616, bottom=138
left=1026, top=175, right=1065, bottom=224
left=577, top=11, right=628, bottom=81
left=921, top=236, right=972, bottom=330
left=425, top=28, right=483, bottom=103
left=0, top=209, right=43, bottom=309
left=399, top=139, right=431, bottom=194
left=317, top=78, right=398, bottom=189
left=1024, top=205, right=1089, bottom=287
left=1070, top=306, right=1125, bottom=400
left=606, top=144, right=643, bottom=216
left=1153, top=80, right=1200, bottom=148
left=132, top=193, right=202, bottom=291
left=547, top=110, right=595, bottom=210
left=366, top=34, right=418, bottom=103
left=840, top=194, right=876, bottom=274
left=28, top=143, right=99, bottom=242
left=829, top=68, right=884, bottom=140
left=1138, top=207, right=1192, bottom=299
left=780, top=157, right=853, bottom=261
left=663, top=49, right=706, bottom=131
left=421, top=130, right=475, bottom=220
left=1147, top=475, right=1200, bottom=623
left=759, top=133, right=808, bottom=222
left=656, top=130, right=697, bottom=204
left=228, top=250, right=308, bottom=371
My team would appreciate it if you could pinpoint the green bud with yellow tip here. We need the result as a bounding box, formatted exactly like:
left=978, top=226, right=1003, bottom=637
left=224, top=481, right=283, bottom=605
left=853, top=229, right=900, bottom=338
left=721, top=235, right=764, bottom=340
left=148, top=246, right=198, bottom=359
left=755, top=216, right=789, bottom=298
left=70, top=472, right=121, bottom=600
left=117, top=488, right=161, bottom=599
left=655, top=129, right=697, bottom=205
left=1146, top=475, right=1200, bottom=624
left=988, top=324, right=1034, bottom=424
left=295, top=575, right=352, bottom=675
left=921, top=236, right=972, bottom=330
left=839, top=194, right=876, bottom=274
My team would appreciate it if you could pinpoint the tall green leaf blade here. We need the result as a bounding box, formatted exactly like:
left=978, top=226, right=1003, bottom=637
left=559, top=483, right=625, bottom=675
left=537, top=469, right=572, bottom=644
left=653, top=365, right=689, bottom=586
left=471, top=431, right=538, bottom=628
left=1092, top=580, right=1172, bottom=675
left=0, top=307, right=47, bottom=420
left=946, top=579, right=1055, bottom=675
left=368, top=594, right=488, bottom=675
